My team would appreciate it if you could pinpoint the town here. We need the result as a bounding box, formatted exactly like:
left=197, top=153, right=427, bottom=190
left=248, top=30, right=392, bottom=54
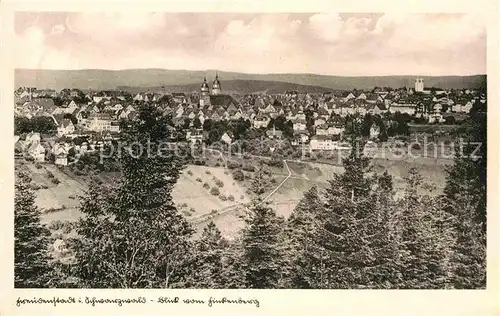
left=14, top=75, right=486, bottom=166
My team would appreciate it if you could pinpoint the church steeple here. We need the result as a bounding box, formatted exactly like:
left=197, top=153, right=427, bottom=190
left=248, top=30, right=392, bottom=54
left=201, top=76, right=209, bottom=96
left=212, top=72, right=221, bottom=95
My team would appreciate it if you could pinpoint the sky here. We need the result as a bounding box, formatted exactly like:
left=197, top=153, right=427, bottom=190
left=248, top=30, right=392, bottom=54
left=14, top=12, right=487, bottom=76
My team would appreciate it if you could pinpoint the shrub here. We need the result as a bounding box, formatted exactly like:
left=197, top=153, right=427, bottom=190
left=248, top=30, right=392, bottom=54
left=242, top=164, right=255, bottom=172
left=203, top=183, right=210, bottom=189
left=187, top=170, right=193, bottom=176
left=214, top=179, right=224, bottom=188
left=224, top=170, right=229, bottom=175
left=210, top=209, right=218, bottom=215
left=179, top=203, right=188, bottom=208
left=46, top=171, right=54, bottom=178
left=68, top=195, right=76, bottom=200
left=40, top=184, right=49, bottom=189
left=51, top=178, right=60, bottom=185
left=270, top=177, right=277, bottom=184
left=62, top=222, right=74, bottom=234
left=196, top=177, right=203, bottom=182
left=210, top=187, right=220, bottom=196
left=240, top=195, right=244, bottom=200
left=215, top=162, right=220, bottom=167
left=35, top=162, right=42, bottom=169
left=182, top=210, right=191, bottom=217
left=205, top=170, right=211, bottom=175
left=232, top=169, right=245, bottom=181
left=228, top=195, right=235, bottom=202
left=28, top=183, right=41, bottom=190
left=48, top=220, right=66, bottom=231
left=189, top=207, right=196, bottom=213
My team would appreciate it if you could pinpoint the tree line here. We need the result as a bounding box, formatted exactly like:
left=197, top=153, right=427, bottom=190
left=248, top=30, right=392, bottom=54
left=15, top=104, right=486, bottom=289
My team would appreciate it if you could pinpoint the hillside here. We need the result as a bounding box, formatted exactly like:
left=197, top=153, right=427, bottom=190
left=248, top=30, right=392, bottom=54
left=15, top=68, right=486, bottom=92
left=117, top=79, right=337, bottom=95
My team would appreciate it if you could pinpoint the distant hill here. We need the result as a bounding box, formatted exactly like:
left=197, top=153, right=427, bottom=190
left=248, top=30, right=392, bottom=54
left=117, top=79, right=337, bottom=95
left=15, top=68, right=487, bottom=92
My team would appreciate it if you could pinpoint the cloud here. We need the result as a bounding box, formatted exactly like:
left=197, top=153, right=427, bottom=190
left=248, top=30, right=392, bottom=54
left=14, top=12, right=486, bottom=75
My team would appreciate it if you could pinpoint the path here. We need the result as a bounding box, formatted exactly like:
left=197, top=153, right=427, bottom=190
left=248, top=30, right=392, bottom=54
left=189, top=160, right=291, bottom=225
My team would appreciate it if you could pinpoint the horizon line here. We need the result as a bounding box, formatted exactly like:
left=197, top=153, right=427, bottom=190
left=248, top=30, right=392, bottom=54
left=14, top=68, right=487, bottom=78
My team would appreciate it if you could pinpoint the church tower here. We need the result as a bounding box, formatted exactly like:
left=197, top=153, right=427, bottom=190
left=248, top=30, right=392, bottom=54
left=199, top=76, right=211, bottom=108
left=212, top=73, right=221, bottom=95
left=415, top=78, right=424, bottom=92
left=201, top=77, right=209, bottom=97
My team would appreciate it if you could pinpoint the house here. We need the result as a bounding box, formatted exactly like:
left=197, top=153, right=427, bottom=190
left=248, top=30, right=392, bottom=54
left=86, top=113, right=119, bottom=132
left=266, top=126, right=283, bottom=139
left=369, top=124, right=381, bottom=139
left=57, top=119, right=75, bottom=137
left=28, top=141, right=46, bottom=162
left=293, top=119, right=307, bottom=132
left=186, top=128, right=204, bottom=144
left=253, top=114, right=270, bottom=128
left=389, top=103, right=416, bottom=115
left=309, top=135, right=338, bottom=152
left=221, top=131, right=233, bottom=145
left=53, top=143, right=69, bottom=166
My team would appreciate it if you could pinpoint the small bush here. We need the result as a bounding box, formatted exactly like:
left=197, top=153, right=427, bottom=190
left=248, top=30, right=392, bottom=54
left=270, top=177, right=277, bottom=184
left=179, top=203, right=188, bottom=208
left=228, top=195, right=235, bottom=202
left=232, top=169, right=245, bottom=181
left=196, top=177, right=202, bottom=182
left=203, top=182, right=210, bottom=189
left=68, top=195, right=76, bottom=200
left=35, top=162, right=42, bottom=169
left=219, top=195, right=227, bottom=201
left=62, top=222, right=74, bottom=234
left=189, top=207, right=196, bottom=213
left=240, top=195, right=244, bottom=200
left=28, top=183, right=41, bottom=190
left=187, top=170, right=193, bottom=176
left=40, top=184, right=49, bottom=189
left=215, top=162, right=220, bottom=167
left=51, top=178, right=60, bottom=185
left=210, top=187, right=220, bottom=196
left=46, top=171, right=54, bottom=178
left=48, top=220, right=66, bottom=231
left=210, top=209, right=218, bottom=215
left=205, top=170, right=211, bottom=175
left=214, top=179, right=224, bottom=188
left=182, top=210, right=191, bottom=217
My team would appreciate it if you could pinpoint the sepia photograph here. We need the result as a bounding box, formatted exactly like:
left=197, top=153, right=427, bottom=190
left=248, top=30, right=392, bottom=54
left=12, top=11, right=487, bottom=291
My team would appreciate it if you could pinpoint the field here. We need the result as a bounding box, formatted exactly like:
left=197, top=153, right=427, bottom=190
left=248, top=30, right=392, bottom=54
left=17, top=154, right=452, bottom=241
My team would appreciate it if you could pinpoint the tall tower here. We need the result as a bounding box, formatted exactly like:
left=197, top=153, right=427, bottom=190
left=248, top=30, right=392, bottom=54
left=200, top=77, right=210, bottom=108
left=212, top=73, right=221, bottom=95
left=201, top=77, right=209, bottom=97
left=415, top=78, right=424, bottom=92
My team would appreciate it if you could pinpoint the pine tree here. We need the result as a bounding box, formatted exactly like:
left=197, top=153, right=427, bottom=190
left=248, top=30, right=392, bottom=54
left=241, top=166, right=285, bottom=288
left=396, top=168, right=452, bottom=289
left=283, top=186, right=326, bottom=288
left=14, top=172, right=53, bottom=288
left=71, top=105, right=194, bottom=288
left=187, top=221, right=228, bottom=288
left=444, top=109, right=486, bottom=288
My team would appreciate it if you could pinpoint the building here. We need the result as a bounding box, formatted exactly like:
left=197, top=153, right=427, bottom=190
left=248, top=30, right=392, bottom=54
left=415, top=78, right=424, bottom=92
left=309, top=135, right=338, bottom=152
left=86, top=113, right=120, bottom=133
left=212, top=73, right=221, bottom=95
left=57, top=119, right=75, bottom=137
